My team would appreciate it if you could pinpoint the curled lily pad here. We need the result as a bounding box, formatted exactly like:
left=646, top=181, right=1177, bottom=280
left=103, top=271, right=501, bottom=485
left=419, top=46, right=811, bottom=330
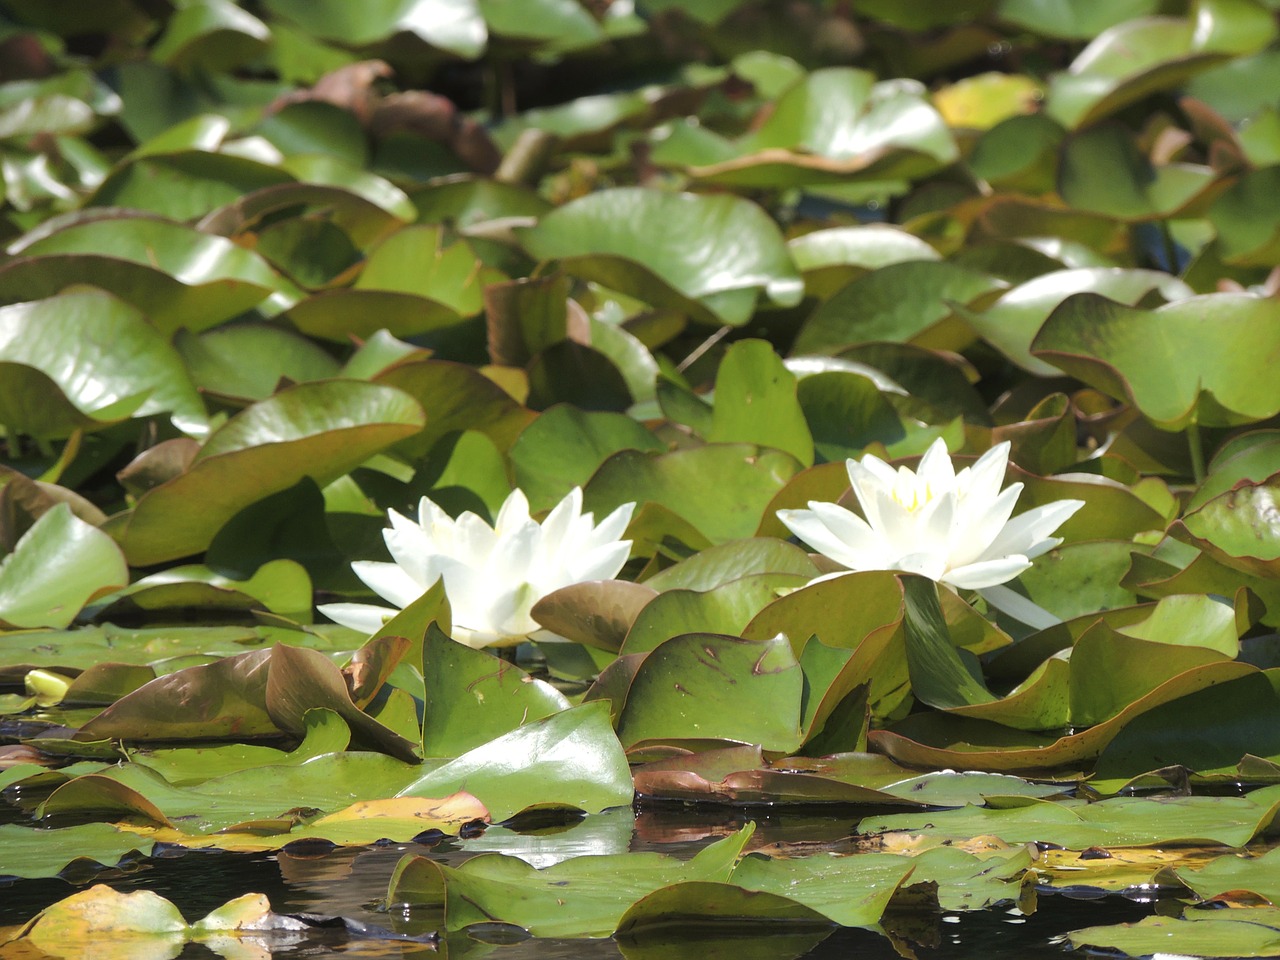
left=103, top=380, right=425, bottom=565
left=517, top=188, right=803, bottom=326
left=262, top=0, right=487, bottom=58
left=0, top=289, right=205, bottom=437
left=677, top=69, right=959, bottom=188
left=1032, top=292, right=1280, bottom=430
left=0, top=505, right=127, bottom=630
left=960, top=268, right=1191, bottom=375
left=1, top=214, right=282, bottom=333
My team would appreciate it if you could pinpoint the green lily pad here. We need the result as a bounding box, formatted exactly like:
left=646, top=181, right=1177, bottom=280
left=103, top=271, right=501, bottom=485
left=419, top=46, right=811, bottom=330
left=420, top=624, right=568, bottom=758
left=615, top=632, right=804, bottom=751
left=387, top=825, right=756, bottom=937
left=0, top=504, right=127, bottom=630
left=1173, top=475, right=1280, bottom=579
left=1045, top=17, right=1234, bottom=129
left=398, top=702, right=633, bottom=820
left=0, top=288, right=205, bottom=438
left=961, top=268, right=1191, bottom=375
left=622, top=573, right=811, bottom=655
left=103, top=380, right=425, bottom=565
left=517, top=188, right=802, bottom=327
left=175, top=323, right=340, bottom=403
left=709, top=340, right=814, bottom=466
left=1059, top=123, right=1218, bottom=221
left=681, top=68, right=958, bottom=188
left=793, top=260, right=1005, bottom=355
left=1031, top=292, right=1280, bottom=430
left=584, top=445, right=801, bottom=545
left=1069, top=904, right=1280, bottom=958
left=262, top=0, right=487, bottom=56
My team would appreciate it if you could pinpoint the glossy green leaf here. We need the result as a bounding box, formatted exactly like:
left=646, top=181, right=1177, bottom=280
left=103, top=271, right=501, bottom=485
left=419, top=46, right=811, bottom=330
left=622, top=573, right=810, bottom=655
left=616, top=633, right=804, bottom=751
left=263, top=0, right=487, bottom=57
left=1174, top=475, right=1280, bottom=578
left=0, top=289, right=205, bottom=437
left=420, top=624, right=567, bottom=758
left=518, top=188, right=802, bottom=326
left=1069, top=905, right=1280, bottom=958
left=709, top=340, right=813, bottom=465
left=1034, top=293, right=1280, bottom=430
left=104, top=380, right=424, bottom=565
left=585, top=445, right=801, bottom=545
left=510, top=404, right=664, bottom=512
left=794, top=261, right=1004, bottom=355
left=398, top=702, right=633, bottom=820
left=1059, top=123, right=1217, bottom=221
left=0, top=504, right=127, bottom=630
left=1045, top=17, right=1232, bottom=128
left=684, top=68, right=958, bottom=187
left=3, top=214, right=281, bottom=333
left=387, top=825, right=755, bottom=937
left=175, top=323, right=340, bottom=402
left=961, top=268, right=1191, bottom=375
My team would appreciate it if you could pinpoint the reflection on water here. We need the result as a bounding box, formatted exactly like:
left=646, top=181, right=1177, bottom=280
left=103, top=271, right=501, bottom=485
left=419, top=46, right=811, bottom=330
left=0, top=805, right=1151, bottom=959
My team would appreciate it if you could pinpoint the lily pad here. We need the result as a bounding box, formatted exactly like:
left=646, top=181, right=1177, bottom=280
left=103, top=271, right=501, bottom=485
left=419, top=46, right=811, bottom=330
left=1031, top=292, right=1280, bottom=430
left=103, top=380, right=425, bottom=565
left=517, top=188, right=802, bottom=327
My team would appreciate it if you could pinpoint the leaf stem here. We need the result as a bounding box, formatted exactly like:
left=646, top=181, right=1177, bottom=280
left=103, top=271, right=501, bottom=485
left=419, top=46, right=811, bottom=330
left=1157, top=219, right=1178, bottom=273
left=1187, top=421, right=1206, bottom=485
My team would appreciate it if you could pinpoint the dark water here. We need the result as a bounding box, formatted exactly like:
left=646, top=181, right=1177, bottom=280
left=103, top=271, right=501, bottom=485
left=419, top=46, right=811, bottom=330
left=1, top=806, right=1152, bottom=958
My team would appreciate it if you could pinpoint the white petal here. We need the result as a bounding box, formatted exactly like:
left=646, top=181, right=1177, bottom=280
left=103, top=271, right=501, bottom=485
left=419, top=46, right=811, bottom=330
left=804, top=500, right=887, bottom=561
left=494, top=487, right=531, bottom=533
left=384, top=518, right=446, bottom=587
left=846, top=456, right=895, bottom=533
left=980, top=499, right=1084, bottom=561
left=958, top=441, right=1011, bottom=508
left=317, top=601, right=394, bottom=634
left=779, top=504, right=882, bottom=571
left=585, top=500, right=636, bottom=550
left=538, top=487, right=583, bottom=553
left=978, top=584, right=1063, bottom=630
left=416, top=496, right=451, bottom=530
left=453, top=510, right=500, bottom=565
left=915, top=438, right=956, bottom=494
left=949, top=483, right=1023, bottom=566
left=889, top=550, right=948, bottom=580
left=941, top=555, right=1033, bottom=590
left=566, top=539, right=632, bottom=583
left=352, top=560, right=433, bottom=608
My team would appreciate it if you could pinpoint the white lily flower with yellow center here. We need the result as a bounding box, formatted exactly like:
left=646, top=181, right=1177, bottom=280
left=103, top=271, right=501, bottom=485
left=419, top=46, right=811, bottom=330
left=777, top=439, right=1084, bottom=626
left=320, top=487, right=634, bottom=648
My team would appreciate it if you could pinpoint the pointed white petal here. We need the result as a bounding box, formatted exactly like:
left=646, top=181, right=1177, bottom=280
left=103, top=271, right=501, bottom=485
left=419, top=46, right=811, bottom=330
left=779, top=504, right=882, bottom=571
left=585, top=500, right=636, bottom=549
left=959, top=441, right=1011, bottom=508
left=317, top=601, right=394, bottom=634
left=941, top=555, right=1033, bottom=590
left=538, top=487, right=583, bottom=553
left=978, top=584, right=1063, bottom=630
left=494, top=487, right=531, bottom=533
left=980, top=499, right=1085, bottom=561
left=566, top=539, right=633, bottom=583
left=804, top=500, right=886, bottom=559
left=916, top=438, right=956, bottom=494
left=351, top=560, right=431, bottom=608
left=949, top=483, right=1023, bottom=566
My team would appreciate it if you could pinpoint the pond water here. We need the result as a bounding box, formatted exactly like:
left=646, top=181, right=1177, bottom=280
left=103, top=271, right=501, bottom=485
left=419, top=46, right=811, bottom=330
left=1, top=805, right=1154, bottom=958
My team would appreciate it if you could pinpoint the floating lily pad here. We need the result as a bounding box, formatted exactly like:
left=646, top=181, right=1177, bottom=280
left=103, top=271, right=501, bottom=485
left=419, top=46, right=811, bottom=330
left=517, top=188, right=802, bottom=326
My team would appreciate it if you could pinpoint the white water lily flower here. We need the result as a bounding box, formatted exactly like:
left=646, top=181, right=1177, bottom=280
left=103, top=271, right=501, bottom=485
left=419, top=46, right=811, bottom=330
left=319, top=488, right=635, bottom=648
left=777, top=439, right=1083, bottom=620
